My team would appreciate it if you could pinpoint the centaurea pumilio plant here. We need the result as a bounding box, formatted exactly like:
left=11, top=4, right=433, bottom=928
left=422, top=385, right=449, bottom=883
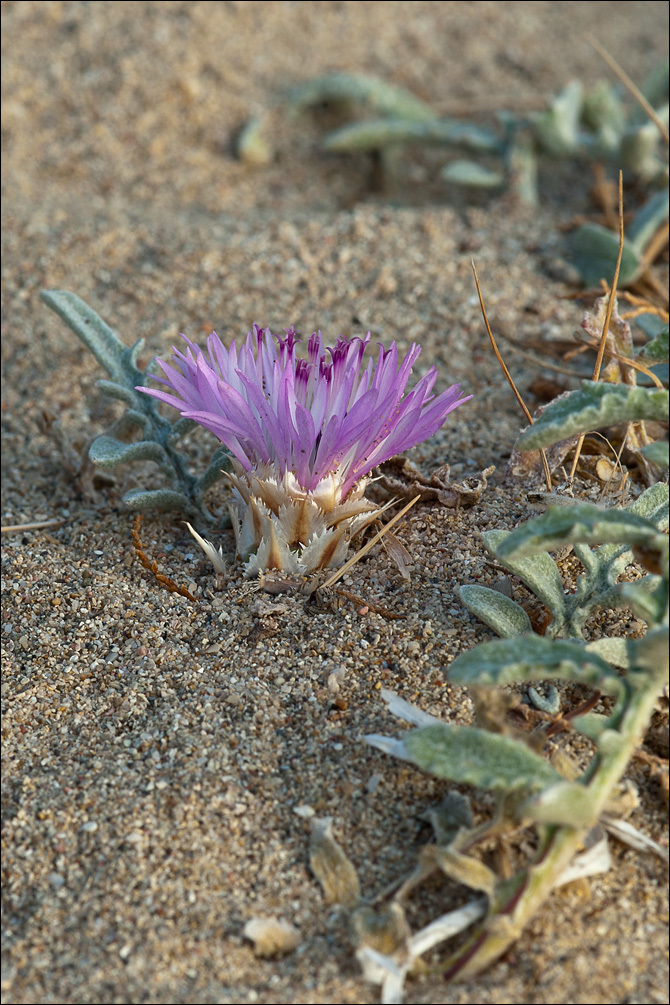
left=139, top=325, right=471, bottom=575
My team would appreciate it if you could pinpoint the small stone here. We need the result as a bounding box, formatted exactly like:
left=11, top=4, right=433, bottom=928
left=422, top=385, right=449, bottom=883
left=243, top=917, right=301, bottom=958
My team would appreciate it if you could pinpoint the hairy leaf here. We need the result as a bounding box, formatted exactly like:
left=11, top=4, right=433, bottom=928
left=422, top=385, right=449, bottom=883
left=287, top=71, right=436, bottom=121
left=522, top=780, right=598, bottom=826
left=459, top=585, right=533, bottom=637
left=533, top=80, right=583, bottom=156
left=41, top=290, right=146, bottom=387
left=323, top=118, right=501, bottom=153
left=637, top=326, right=669, bottom=364
left=640, top=441, right=669, bottom=468
left=442, top=160, right=504, bottom=187
left=482, top=528, right=566, bottom=620
left=123, top=487, right=192, bottom=513
left=402, top=724, right=561, bottom=792
left=89, top=436, right=169, bottom=469
left=516, top=382, right=669, bottom=451
left=495, top=503, right=668, bottom=559
left=448, top=635, right=625, bottom=697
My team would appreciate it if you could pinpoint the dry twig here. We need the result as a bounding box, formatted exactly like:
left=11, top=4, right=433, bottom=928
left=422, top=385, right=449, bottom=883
left=471, top=260, right=553, bottom=492
left=569, top=173, right=626, bottom=481
left=132, top=514, right=197, bottom=602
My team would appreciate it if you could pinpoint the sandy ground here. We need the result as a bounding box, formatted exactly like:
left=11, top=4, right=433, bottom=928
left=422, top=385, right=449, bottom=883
left=2, top=3, right=668, bottom=1003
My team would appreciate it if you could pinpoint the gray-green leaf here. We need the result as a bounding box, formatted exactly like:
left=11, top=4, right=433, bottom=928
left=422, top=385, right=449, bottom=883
left=482, top=528, right=566, bottom=620
left=287, top=72, right=436, bottom=121
left=495, top=503, right=668, bottom=558
left=516, top=382, right=669, bottom=451
left=89, top=436, right=168, bottom=469
left=123, top=488, right=192, bottom=513
left=571, top=223, right=643, bottom=287
left=459, top=584, right=533, bottom=638
left=448, top=635, right=625, bottom=698
left=403, top=724, right=561, bottom=792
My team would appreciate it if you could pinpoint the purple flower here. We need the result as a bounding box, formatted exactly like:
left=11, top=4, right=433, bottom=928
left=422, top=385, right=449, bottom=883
left=138, top=326, right=472, bottom=574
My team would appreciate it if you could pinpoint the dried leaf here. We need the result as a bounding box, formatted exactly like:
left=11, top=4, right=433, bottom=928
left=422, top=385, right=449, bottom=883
left=376, top=458, right=494, bottom=507
left=382, top=532, right=413, bottom=580
left=309, top=817, right=360, bottom=908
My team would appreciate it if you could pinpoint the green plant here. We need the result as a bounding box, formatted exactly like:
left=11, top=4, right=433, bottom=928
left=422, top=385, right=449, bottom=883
left=41, top=290, right=231, bottom=524
left=283, top=67, right=669, bottom=210
left=355, top=380, right=668, bottom=1000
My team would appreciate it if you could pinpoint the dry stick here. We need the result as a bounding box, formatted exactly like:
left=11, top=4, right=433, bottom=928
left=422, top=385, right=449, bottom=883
left=631, top=270, right=670, bottom=305
left=500, top=341, right=592, bottom=379
left=470, top=259, right=553, bottom=493
left=596, top=429, right=630, bottom=505
left=619, top=291, right=669, bottom=323
left=588, top=37, right=670, bottom=145
left=572, top=333, right=665, bottom=388
left=640, top=220, right=670, bottom=272
left=1, top=518, right=67, bottom=533
left=320, top=494, right=421, bottom=590
left=131, top=514, right=197, bottom=602
left=569, top=172, right=626, bottom=482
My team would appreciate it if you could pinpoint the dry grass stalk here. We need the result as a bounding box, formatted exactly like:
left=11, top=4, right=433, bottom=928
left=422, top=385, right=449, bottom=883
left=320, top=494, right=421, bottom=589
left=588, top=37, right=670, bottom=144
left=471, top=259, right=553, bottom=492
left=569, top=172, right=626, bottom=480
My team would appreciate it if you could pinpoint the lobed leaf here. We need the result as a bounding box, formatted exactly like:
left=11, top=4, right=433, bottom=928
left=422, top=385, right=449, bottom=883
left=619, top=581, right=668, bottom=630
left=495, top=503, right=668, bottom=559
left=516, top=382, right=669, bottom=451
left=402, top=723, right=561, bottom=792
left=448, top=634, right=625, bottom=698
left=41, top=290, right=145, bottom=387
left=482, top=529, right=566, bottom=621
left=89, top=436, right=169, bottom=469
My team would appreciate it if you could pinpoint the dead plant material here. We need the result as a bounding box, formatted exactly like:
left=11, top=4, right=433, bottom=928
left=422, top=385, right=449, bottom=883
left=376, top=457, right=495, bottom=508
left=619, top=291, right=669, bottom=324
left=131, top=514, right=197, bottom=602
left=590, top=162, right=619, bottom=231
left=544, top=690, right=603, bottom=739
left=569, top=174, right=625, bottom=481
left=334, top=588, right=405, bottom=620
left=319, top=494, right=421, bottom=590
left=507, top=391, right=580, bottom=484
left=588, top=37, right=670, bottom=144
left=1, top=518, right=67, bottom=533
left=471, top=259, right=552, bottom=492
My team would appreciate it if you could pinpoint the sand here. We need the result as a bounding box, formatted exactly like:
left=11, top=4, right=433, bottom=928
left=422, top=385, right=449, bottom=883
left=2, top=3, right=668, bottom=1003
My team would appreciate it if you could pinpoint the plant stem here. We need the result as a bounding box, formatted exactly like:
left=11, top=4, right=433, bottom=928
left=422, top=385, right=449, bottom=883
left=438, top=651, right=666, bottom=983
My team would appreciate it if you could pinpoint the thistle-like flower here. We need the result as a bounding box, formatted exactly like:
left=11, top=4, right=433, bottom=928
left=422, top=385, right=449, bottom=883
left=139, top=325, right=471, bottom=575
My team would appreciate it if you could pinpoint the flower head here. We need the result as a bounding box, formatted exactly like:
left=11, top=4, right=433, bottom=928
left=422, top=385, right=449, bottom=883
left=139, top=325, right=471, bottom=575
